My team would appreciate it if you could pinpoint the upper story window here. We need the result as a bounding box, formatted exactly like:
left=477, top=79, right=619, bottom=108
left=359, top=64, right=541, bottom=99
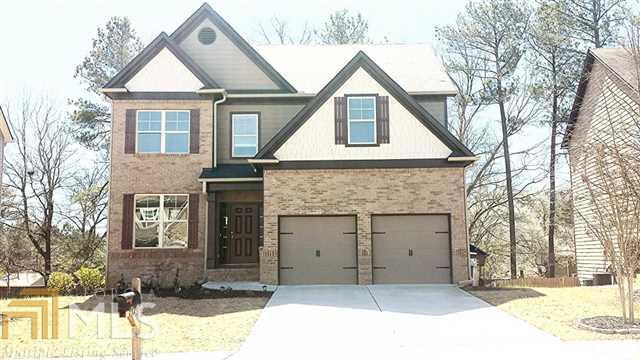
left=137, top=110, right=190, bottom=154
left=231, top=113, right=259, bottom=158
left=347, top=96, right=376, bottom=144
left=134, top=194, right=188, bottom=248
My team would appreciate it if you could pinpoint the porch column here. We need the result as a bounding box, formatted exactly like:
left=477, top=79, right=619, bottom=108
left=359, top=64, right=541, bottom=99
left=206, top=191, right=217, bottom=269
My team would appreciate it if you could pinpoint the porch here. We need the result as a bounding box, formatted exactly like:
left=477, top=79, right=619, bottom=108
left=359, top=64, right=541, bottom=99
left=201, top=165, right=264, bottom=282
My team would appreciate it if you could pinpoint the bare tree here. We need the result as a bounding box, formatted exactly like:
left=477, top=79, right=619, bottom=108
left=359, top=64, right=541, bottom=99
left=437, top=0, right=533, bottom=278
left=1, top=95, right=74, bottom=284
left=528, top=1, right=584, bottom=277
left=58, top=164, right=109, bottom=272
left=550, top=0, right=629, bottom=48
left=319, top=9, right=370, bottom=45
left=257, top=16, right=315, bottom=45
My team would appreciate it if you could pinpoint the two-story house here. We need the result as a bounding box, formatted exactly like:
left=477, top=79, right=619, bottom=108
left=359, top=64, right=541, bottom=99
left=563, top=48, right=640, bottom=285
left=102, top=3, right=476, bottom=287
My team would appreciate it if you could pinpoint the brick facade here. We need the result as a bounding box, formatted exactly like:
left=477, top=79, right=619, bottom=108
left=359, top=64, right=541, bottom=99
left=107, top=100, right=212, bottom=288
left=260, top=167, right=470, bottom=285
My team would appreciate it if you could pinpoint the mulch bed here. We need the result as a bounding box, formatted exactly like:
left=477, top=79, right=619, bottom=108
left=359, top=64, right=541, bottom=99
left=576, top=316, right=640, bottom=334
left=144, top=286, right=273, bottom=300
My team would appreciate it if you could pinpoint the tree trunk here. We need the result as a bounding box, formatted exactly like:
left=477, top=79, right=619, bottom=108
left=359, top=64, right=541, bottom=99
left=548, top=96, right=558, bottom=278
left=498, top=96, right=518, bottom=279
left=628, top=276, right=635, bottom=324
left=618, top=274, right=628, bottom=323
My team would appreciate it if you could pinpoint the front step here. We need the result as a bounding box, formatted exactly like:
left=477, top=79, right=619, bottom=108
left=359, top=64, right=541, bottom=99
left=206, top=267, right=259, bottom=282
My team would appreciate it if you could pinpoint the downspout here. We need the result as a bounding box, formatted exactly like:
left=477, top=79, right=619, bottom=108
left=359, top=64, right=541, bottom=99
left=213, top=90, right=227, bottom=168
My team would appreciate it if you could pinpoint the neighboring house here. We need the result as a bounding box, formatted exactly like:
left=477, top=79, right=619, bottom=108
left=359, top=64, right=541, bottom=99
left=563, top=48, right=639, bottom=285
left=102, top=3, right=476, bottom=287
left=0, top=106, right=14, bottom=189
left=0, top=272, right=45, bottom=288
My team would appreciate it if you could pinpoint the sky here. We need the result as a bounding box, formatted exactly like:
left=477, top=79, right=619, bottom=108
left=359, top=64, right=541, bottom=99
left=0, top=0, right=567, bottom=188
left=0, top=0, right=468, bottom=100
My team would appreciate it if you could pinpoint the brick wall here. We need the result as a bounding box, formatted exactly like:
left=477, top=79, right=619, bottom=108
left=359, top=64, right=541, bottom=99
left=107, top=100, right=212, bottom=288
left=261, top=167, right=470, bottom=285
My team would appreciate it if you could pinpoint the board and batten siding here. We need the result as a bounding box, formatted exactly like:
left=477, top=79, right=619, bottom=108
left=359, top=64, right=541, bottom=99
left=125, top=48, right=205, bottom=92
left=569, top=60, right=640, bottom=283
left=274, top=68, right=453, bottom=161
left=178, top=18, right=280, bottom=90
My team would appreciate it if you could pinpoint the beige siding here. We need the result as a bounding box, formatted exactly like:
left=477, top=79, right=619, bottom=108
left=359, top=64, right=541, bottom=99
left=569, top=60, right=639, bottom=282
left=178, top=18, right=280, bottom=90
left=217, top=103, right=304, bottom=163
left=274, top=68, right=453, bottom=161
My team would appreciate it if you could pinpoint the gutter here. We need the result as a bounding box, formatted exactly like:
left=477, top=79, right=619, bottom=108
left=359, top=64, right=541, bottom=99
left=209, top=90, right=228, bottom=168
left=448, top=156, right=478, bottom=162
left=247, top=159, right=280, bottom=164
left=99, top=87, right=129, bottom=93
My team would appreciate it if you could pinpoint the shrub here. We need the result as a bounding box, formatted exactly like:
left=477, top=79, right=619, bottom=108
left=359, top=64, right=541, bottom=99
left=74, top=267, right=105, bottom=293
left=48, top=272, right=75, bottom=294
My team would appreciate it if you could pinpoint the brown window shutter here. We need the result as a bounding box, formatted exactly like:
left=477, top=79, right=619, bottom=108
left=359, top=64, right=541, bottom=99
left=125, top=110, right=136, bottom=154
left=376, top=96, right=390, bottom=144
left=121, top=194, right=135, bottom=249
left=188, top=194, right=199, bottom=249
left=190, top=109, right=200, bottom=154
left=334, top=97, right=347, bottom=144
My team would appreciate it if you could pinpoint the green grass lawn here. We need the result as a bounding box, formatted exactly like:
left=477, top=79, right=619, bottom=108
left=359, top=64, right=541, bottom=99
left=0, top=294, right=268, bottom=357
left=469, top=285, right=640, bottom=341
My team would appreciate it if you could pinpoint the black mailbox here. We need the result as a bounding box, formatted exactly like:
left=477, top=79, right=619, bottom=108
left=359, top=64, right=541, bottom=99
left=115, top=290, right=141, bottom=318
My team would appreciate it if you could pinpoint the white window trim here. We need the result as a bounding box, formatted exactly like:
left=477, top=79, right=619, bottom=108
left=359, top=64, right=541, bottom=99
left=231, top=113, right=259, bottom=158
left=347, top=96, right=377, bottom=145
left=136, top=110, right=190, bottom=154
left=133, top=194, right=189, bottom=249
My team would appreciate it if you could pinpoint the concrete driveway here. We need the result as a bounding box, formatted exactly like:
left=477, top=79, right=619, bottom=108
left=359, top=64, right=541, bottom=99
left=231, top=284, right=571, bottom=360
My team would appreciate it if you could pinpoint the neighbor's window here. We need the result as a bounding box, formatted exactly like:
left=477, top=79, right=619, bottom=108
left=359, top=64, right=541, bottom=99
left=347, top=96, right=376, bottom=144
left=137, top=110, right=190, bottom=153
left=231, top=113, right=259, bottom=157
left=134, top=195, right=188, bottom=248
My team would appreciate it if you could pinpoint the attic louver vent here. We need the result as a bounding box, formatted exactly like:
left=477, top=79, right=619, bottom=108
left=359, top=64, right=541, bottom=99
left=198, top=27, right=217, bottom=45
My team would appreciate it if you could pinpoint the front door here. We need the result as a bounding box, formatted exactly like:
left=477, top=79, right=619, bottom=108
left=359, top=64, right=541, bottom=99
left=227, top=204, right=259, bottom=264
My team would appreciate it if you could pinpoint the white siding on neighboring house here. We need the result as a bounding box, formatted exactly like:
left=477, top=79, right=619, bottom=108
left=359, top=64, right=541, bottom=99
left=178, top=18, right=280, bottom=90
left=569, top=60, right=640, bottom=282
left=0, top=132, right=4, bottom=188
left=274, top=68, right=453, bottom=161
left=125, top=48, right=205, bottom=92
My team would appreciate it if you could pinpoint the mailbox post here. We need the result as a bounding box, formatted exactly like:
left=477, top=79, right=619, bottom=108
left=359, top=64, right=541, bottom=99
left=115, top=277, right=142, bottom=360
left=131, top=278, right=141, bottom=360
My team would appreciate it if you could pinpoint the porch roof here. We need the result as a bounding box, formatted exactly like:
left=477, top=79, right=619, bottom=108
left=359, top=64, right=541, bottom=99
left=199, top=164, right=263, bottom=180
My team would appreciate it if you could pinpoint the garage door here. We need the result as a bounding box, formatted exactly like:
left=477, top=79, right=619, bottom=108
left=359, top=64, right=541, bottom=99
left=279, top=216, right=357, bottom=285
left=372, top=215, right=451, bottom=284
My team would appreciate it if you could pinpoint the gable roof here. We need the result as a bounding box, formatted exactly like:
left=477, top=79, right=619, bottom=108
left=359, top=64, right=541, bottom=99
left=103, top=32, right=219, bottom=90
left=255, top=44, right=458, bottom=95
left=170, top=3, right=296, bottom=93
left=255, top=51, right=474, bottom=159
left=0, top=106, right=14, bottom=143
left=562, top=48, right=640, bottom=147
